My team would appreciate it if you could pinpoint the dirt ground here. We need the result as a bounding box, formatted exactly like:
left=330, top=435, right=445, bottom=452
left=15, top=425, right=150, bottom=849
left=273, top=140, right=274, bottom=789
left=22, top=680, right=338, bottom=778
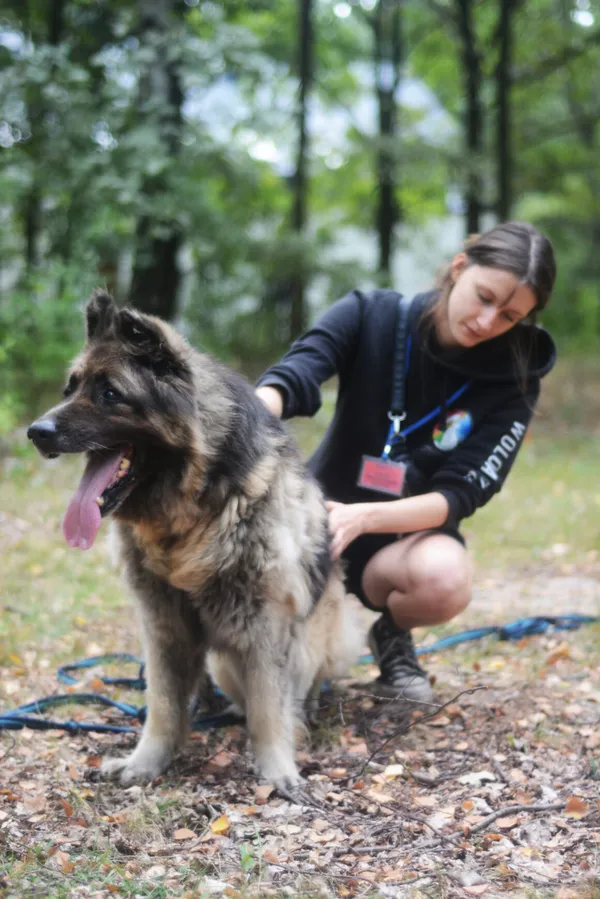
left=2, top=564, right=600, bottom=899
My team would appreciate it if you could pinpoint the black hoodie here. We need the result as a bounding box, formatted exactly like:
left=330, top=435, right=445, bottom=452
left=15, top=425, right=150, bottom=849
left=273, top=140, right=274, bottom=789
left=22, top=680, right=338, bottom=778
left=256, top=289, right=557, bottom=529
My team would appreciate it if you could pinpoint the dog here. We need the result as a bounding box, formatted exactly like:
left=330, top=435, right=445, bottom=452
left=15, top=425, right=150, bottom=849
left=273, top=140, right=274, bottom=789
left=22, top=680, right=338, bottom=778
left=27, top=291, right=365, bottom=789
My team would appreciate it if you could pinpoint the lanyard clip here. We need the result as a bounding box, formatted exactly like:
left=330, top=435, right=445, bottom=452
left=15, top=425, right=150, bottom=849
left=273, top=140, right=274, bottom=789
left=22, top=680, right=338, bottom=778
left=388, top=410, right=406, bottom=436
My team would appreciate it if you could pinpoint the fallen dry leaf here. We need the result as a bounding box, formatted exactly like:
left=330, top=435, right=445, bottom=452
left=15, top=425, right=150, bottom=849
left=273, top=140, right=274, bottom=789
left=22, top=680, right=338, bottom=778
left=564, top=796, right=589, bottom=819
left=255, top=784, right=274, bottom=803
left=545, top=642, right=570, bottom=665
left=464, top=887, right=489, bottom=896
left=459, top=771, right=496, bottom=786
left=347, top=741, right=368, bottom=756
left=367, top=789, right=394, bottom=804
left=383, top=764, right=404, bottom=779
left=496, top=816, right=520, bottom=829
left=59, top=798, right=74, bottom=818
left=428, top=714, right=451, bottom=727
left=209, top=750, right=232, bottom=768
left=53, top=850, right=75, bottom=874
left=23, top=794, right=46, bottom=813
left=210, top=814, right=231, bottom=835
left=509, top=768, right=528, bottom=783
left=173, top=828, right=197, bottom=841
left=415, top=795, right=437, bottom=808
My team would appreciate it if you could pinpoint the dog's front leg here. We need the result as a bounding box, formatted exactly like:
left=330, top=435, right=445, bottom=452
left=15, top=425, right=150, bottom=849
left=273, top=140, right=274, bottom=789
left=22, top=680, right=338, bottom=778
left=102, top=601, right=205, bottom=785
left=244, top=642, right=301, bottom=791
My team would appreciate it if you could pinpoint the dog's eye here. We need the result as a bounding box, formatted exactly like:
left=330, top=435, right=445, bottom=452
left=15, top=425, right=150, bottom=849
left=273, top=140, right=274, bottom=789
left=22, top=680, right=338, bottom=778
left=100, top=387, right=122, bottom=404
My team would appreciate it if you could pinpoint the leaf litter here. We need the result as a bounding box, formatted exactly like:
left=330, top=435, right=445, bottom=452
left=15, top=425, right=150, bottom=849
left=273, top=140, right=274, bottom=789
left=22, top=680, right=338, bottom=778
left=2, top=592, right=600, bottom=899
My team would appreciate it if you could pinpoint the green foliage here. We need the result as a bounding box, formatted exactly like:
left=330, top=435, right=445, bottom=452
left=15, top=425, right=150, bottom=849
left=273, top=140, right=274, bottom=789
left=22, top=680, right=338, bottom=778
left=1, top=0, right=600, bottom=426
left=0, top=265, right=96, bottom=433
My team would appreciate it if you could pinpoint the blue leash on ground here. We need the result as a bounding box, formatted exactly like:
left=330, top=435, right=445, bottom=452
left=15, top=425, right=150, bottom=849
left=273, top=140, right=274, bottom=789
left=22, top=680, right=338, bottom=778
left=1, top=614, right=598, bottom=736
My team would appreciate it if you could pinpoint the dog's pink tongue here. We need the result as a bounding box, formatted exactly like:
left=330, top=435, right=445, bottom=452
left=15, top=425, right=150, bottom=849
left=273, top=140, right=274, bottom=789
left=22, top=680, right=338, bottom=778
left=63, top=451, right=124, bottom=550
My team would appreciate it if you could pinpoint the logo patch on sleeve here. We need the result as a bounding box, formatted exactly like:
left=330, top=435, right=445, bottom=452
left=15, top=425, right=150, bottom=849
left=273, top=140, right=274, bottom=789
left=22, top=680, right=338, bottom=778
left=433, top=410, right=473, bottom=451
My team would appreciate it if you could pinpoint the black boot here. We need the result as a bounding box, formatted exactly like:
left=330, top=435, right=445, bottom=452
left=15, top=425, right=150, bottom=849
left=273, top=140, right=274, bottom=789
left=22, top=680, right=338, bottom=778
left=367, top=609, right=434, bottom=702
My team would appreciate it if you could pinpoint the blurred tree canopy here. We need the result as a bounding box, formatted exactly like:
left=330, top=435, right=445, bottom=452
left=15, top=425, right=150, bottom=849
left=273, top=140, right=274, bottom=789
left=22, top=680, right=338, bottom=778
left=0, top=0, right=599, bottom=429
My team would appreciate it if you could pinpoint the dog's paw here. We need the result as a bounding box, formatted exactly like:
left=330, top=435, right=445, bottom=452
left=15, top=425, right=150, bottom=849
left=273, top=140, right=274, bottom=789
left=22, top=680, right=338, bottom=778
left=257, top=757, right=303, bottom=793
left=101, top=741, right=173, bottom=785
left=100, top=755, right=162, bottom=785
left=271, top=771, right=304, bottom=792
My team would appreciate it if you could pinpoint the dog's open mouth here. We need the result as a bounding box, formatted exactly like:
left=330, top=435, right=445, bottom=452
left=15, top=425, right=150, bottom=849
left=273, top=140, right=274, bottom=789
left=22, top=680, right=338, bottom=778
left=63, top=446, right=135, bottom=550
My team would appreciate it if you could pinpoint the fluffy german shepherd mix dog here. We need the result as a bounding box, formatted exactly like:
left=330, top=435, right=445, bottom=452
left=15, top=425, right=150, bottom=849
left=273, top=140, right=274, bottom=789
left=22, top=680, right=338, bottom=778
left=27, top=291, right=364, bottom=790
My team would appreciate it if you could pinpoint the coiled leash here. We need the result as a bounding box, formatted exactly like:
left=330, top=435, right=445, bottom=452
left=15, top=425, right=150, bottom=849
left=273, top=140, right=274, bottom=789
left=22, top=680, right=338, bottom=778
left=0, top=653, right=243, bottom=735
left=1, top=615, right=598, bottom=735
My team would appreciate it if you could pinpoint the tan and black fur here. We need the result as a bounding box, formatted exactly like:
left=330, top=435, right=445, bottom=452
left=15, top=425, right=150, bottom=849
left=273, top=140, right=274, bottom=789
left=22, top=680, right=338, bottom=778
left=27, top=291, right=364, bottom=789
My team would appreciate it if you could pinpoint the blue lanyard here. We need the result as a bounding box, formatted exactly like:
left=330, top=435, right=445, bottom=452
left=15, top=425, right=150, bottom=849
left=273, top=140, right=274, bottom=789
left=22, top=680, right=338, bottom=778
left=382, top=335, right=472, bottom=460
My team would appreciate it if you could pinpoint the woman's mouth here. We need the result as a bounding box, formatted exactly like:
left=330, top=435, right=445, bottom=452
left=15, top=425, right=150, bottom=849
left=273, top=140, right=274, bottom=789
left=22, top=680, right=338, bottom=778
left=462, top=323, right=481, bottom=341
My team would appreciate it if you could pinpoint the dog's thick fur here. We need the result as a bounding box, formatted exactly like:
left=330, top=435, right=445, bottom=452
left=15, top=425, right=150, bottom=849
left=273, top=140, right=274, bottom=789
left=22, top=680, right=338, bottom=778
left=28, top=291, right=364, bottom=789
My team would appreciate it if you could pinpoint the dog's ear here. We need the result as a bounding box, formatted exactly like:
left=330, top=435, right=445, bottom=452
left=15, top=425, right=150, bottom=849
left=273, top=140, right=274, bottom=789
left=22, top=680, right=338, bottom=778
left=117, top=309, right=162, bottom=348
left=86, top=290, right=116, bottom=340
left=116, top=309, right=185, bottom=377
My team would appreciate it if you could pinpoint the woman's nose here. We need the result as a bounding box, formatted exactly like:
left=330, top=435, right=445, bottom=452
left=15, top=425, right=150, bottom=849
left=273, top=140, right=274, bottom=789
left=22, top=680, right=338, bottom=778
left=477, top=306, right=497, bottom=331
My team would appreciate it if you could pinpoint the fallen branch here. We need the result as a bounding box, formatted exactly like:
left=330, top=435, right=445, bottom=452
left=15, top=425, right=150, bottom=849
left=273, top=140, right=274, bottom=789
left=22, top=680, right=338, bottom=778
left=469, top=802, right=566, bottom=835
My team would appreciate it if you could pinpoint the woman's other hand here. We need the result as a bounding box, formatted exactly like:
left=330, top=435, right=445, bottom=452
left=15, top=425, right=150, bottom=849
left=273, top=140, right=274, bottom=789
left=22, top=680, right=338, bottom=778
left=325, top=500, right=367, bottom=559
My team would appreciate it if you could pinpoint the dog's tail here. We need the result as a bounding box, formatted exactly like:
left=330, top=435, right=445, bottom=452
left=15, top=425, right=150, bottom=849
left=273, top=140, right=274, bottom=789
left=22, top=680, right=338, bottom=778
left=307, top=573, right=368, bottom=681
left=207, top=571, right=368, bottom=721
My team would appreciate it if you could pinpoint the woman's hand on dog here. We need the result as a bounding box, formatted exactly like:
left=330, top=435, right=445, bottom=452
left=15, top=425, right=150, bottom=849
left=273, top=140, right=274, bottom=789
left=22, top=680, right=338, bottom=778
left=326, top=500, right=368, bottom=559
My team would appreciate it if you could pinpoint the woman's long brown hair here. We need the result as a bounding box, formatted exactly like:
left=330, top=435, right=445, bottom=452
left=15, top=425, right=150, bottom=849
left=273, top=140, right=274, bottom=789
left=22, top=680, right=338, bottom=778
left=421, top=221, right=556, bottom=390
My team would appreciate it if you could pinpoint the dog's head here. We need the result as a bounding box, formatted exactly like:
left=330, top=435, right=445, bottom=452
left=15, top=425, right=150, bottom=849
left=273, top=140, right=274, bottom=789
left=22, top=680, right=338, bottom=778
left=27, top=291, right=197, bottom=550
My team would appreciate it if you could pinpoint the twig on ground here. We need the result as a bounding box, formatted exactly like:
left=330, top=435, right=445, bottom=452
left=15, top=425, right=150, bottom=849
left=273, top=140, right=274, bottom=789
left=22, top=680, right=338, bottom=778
left=275, top=785, right=326, bottom=811
left=357, top=685, right=487, bottom=777
left=406, top=768, right=442, bottom=786
left=469, top=802, right=566, bottom=835
left=484, top=750, right=510, bottom=784
left=265, top=858, right=392, bottom=885
left=395, top=808, right=463, bottom=846
left=334, top=843, right=399, bottom=856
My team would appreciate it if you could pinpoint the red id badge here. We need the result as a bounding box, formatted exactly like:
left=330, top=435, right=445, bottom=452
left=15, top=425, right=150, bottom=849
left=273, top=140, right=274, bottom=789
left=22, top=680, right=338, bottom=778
left=357, top=455, right=406, bottom=497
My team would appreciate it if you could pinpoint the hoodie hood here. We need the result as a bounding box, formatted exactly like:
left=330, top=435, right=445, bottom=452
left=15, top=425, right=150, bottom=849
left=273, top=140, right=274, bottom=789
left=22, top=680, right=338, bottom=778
left=410, top=291, right=557, bottom=383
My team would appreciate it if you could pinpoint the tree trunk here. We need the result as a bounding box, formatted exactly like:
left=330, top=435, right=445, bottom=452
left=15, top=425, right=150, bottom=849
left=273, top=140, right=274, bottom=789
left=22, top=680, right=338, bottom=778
left=496, top=0, right=513, bottom=221
left=128, top=0, right=183, bottom=320
left=557, top=0, right=600, bottom=332
left=374, top=0, right=402, bottom=277
left=456, top=0, right=482, bottom=235
left=22, top=0, right=65, bottom=277
left=289, top=0, right=314, bottom=341
left=49, top=0, right=65, bottom=46
left=23, top=185, right=41, bottom=272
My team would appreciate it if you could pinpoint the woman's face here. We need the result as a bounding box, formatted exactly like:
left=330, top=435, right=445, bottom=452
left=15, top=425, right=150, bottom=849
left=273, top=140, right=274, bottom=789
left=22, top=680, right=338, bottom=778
left=439, top=255, right=538, bottom=348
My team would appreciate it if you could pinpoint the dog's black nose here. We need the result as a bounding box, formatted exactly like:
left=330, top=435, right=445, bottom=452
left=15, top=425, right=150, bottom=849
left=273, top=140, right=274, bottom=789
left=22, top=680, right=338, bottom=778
left=27, top=418, right=58, bottom=454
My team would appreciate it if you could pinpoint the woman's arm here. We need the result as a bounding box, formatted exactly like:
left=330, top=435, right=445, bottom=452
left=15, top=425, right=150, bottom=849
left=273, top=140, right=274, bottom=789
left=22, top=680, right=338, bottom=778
left=255, top=290, right=363, bottom=419
left=326, top=492, right=450, bottom=560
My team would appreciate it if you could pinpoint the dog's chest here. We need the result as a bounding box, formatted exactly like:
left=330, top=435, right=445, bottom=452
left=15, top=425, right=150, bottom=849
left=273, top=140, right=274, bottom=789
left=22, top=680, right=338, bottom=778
left=130, top=518, right=221, bottom=592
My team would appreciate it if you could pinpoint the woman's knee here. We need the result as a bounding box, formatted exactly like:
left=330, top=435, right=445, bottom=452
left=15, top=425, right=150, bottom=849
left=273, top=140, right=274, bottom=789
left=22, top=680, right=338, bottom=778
left=409, top=557, right=472, bottom=621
